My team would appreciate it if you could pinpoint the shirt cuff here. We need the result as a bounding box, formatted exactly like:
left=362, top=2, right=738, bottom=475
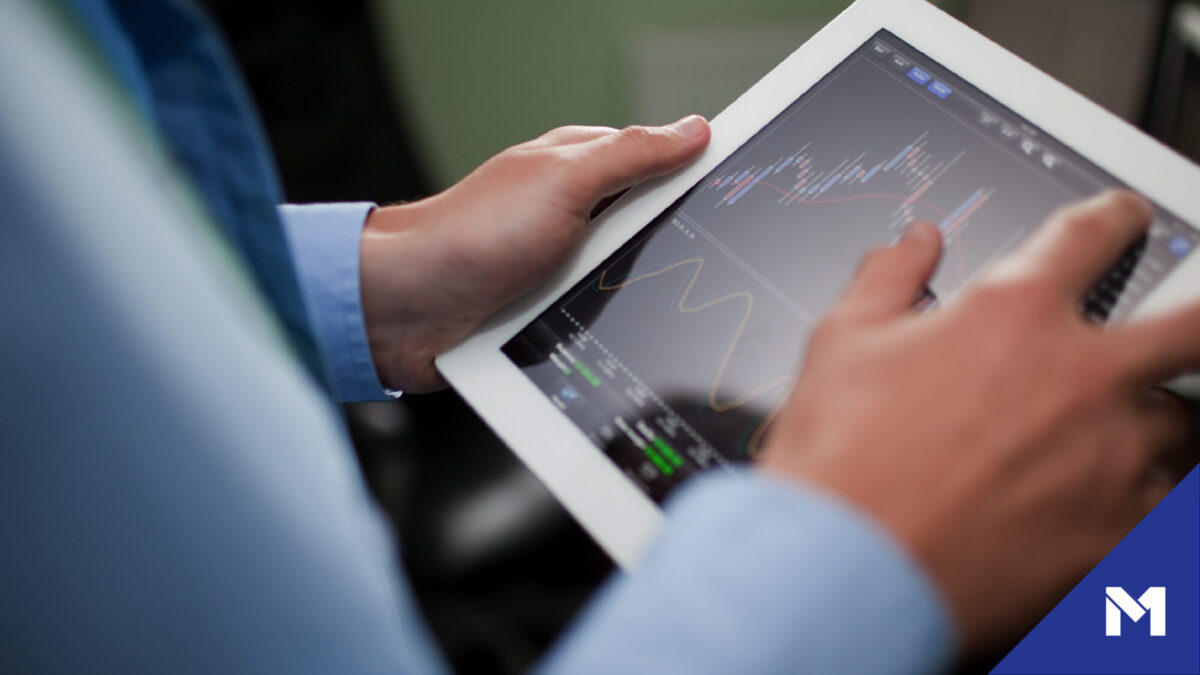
left=539, top=470, right=956, bottom=675
left=278, top=203, right=392, bottom=402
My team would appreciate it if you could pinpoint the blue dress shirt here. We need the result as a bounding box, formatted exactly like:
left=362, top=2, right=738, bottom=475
left=279, top=202, right=390, bottom=402
left=0, top=1, right=955, bottom=672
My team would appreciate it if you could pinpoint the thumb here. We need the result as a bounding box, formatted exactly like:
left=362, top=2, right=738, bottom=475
left=570, top=115, right=710, bottom=202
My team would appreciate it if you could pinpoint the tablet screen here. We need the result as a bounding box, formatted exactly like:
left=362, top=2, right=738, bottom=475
left=502, top=30, right=1198, bottom=502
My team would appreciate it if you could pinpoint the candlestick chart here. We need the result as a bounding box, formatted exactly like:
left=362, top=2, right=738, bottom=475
left=507, top=41, right=1095, bottom=493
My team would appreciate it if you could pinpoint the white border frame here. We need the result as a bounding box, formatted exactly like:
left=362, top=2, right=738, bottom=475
left=437, top=0, right=1200, bottom=568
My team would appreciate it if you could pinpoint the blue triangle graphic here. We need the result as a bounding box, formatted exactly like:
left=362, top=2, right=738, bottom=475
left=992, top=466, right=1199, bottom=674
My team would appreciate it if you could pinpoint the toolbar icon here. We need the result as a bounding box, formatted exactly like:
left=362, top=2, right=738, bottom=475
left=1169, top=234, right=1193, bottom=257
left=907, top=67, right=932, bottom=85
left=928, top=81, right=952, bottom=99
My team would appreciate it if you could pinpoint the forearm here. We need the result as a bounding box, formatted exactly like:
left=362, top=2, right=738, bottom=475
left=538, top=471, right=955, bottom=675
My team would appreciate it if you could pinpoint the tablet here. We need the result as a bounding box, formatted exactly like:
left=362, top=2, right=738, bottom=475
left=437, top=0, right=1200, bottom=568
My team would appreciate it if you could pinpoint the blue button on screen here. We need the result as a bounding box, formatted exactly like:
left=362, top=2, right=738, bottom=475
left=907, top=67, right=931, bottom=84
left=1169, top=234, right=1193, bottom=257
left=928, top=81, right=952, bottom=99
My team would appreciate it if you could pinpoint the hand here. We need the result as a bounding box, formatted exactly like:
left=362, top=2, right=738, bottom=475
left=758, top=191, right=1200, bottom=654
left=359, top=116, right=711, bottom=392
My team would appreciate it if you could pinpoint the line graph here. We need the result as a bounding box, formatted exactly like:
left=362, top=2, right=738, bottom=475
left=505, top=30, right=1169, bottom=501
left=564, top=127, right=1008, bottom=461
left=748, top=183, right=949, bottom=219
left=595, top=257, right=792, bottom=416
left=703, top=131, right=991, bottom=242
left=692, top=130, right=999, bottom=295
left=573, top=130, right=1002, bottom=458
left=560, top=127, right=1009, bottom=463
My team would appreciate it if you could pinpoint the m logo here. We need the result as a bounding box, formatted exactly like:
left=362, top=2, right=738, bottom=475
left=1105, top=586, right=1166, bottom=636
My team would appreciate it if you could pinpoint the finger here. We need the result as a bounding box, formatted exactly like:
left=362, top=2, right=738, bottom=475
left=1131, top=390, right=1196, bottom=510
left=1006, top=190, right=1152, bottom=299
left=1112, top=299, right=1200, bottom=384
left=836, top=222, right=943, bottom=322
left=1135, top=388, right=1192, bottom=469
left=568, top=115, right=710, bottom=201
left=525, top=125, right=619, bottom=149
left=1140, top=479, right=1175, bottom=518
left=1170, top=396, right=1200, bottom=478
left=1095, top=390, right=1187, bottom=520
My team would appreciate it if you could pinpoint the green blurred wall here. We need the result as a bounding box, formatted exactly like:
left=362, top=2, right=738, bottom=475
left=369, top=1, right=958, bottom=188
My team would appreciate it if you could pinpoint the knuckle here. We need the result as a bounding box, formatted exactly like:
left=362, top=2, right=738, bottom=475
left=973, top=275, right=1054, bottom=322
left=532, top=146, right=577, bottom=174
left=549, top=124, right=588, bottom=136
left=807, top=317, right=842, bottom=353
left=478, top=147, right=529, bottom=178
left=547, top=124, right=617, bottom=143
left=810, top=308, right=857, bottom=347
left=536, top=125, right=582, bottom=145
left=619, top=124, right=661, bottom=154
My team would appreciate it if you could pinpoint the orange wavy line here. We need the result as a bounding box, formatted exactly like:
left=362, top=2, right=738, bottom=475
left=597, top=258, right=791, bottom=414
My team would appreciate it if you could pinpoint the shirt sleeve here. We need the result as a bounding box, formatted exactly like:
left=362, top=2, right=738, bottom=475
left=278, top=202, right=394, bottom=403
left=0, top=7, right=447, bottom=667
left=538, top=470, right=957, bottom=675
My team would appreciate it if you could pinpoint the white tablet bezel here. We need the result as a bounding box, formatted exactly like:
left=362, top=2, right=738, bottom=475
left=437, top=0, right=1200, bottom=569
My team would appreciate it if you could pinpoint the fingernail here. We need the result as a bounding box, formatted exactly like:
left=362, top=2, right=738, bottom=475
left=1095, top=189, right=1153, bottom=222
left=672, top=115, right=708, bottom=140
left=901, top=221, right=936, bottom=244
left=1125, top=191, right=1155, bottom=221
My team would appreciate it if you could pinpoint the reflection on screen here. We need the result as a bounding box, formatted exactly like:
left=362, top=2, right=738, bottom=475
left=503, top=30, right=1198, bottom=502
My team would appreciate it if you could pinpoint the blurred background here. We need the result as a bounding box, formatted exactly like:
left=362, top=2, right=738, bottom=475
left=202, top=0, right=1200, bottom=672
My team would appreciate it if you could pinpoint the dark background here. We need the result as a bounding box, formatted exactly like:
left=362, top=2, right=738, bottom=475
left=202, top=1, right=1200, bottom=673
left=203, top=3, right=613, bottom=673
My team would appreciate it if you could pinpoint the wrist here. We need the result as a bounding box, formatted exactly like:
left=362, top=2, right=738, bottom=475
left=359, top=200, right=449, bottom=393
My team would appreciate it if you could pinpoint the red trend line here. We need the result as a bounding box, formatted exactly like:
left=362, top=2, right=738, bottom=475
left=738, top=178, right=983, bottom=287
left=944, top=193, right=989, bottom=287
left=755, top=181, right=949, bottom=219
left=903, top=180, right=935, bottom=210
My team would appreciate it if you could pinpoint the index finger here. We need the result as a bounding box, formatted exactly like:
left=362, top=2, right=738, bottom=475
left=1008, top=190, right=1153, bottom=300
